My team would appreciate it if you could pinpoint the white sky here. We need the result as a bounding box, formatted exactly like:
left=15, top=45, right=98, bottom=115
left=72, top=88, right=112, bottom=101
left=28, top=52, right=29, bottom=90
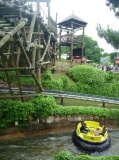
left=50, top=0, right=119, bottom=53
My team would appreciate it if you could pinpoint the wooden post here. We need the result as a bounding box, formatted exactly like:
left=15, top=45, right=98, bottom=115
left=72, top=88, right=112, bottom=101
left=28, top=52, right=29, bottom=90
left=61, top=97, right=64, bottom=105
left=59, top=26, right=61, bottom=60
left=37, top=0, right=42, bottom=85
left=102, top=101, right=106, bottom=124
left=71, top=22, right=74, bottom=64
left=26, top=14, right=37, bottom=52
left=32, top=39, right=37, bottom=68
left=81, top=26, right=85, bottom=65
left=15, top=0, right=27, bottom=42
left=39, top=33, right=51, bottom=62
left=102, top=102, right=106, bottom=108
left=16, top=47, right=21, bottom=67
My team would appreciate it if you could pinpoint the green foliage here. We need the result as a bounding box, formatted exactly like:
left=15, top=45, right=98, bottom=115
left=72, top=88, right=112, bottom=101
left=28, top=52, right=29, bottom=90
left=29, top=95, right=57, bottom=117
left=41, top=70, right=62, bottom=90
left=0, top=71, right=16, bottom=82
left=110, top=52, right=119, bottom=63
left=19, top=77, right=36, bottom=86
left=0, top=96, right=57, bottom=128
left=0, top=71, right=35, bottom=86
left=53, top=150, right=119, bottom=160
left=42, top=70, right=53, bottom=81
left=53, top=106, right=110, bottom=118
left=53, top=150, right=74, bottom=160
left=75, top=35, right=103, bottom=63
left=97, top=24, right=119, bottom=49
left=1, top=95, right=119, bottom=129
left=67, top=65, right=119, bottom=97
left=106, top=0, right=119, bottom=18
left=67, top=65, right=107, bottom=85
left=61, top=46, right=70, bottom=54
left=41, top=70, right=77, bottom=92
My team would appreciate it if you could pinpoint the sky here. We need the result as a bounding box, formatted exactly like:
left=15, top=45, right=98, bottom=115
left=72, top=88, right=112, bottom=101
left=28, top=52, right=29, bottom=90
left=50, top=0, right=119, bottom=53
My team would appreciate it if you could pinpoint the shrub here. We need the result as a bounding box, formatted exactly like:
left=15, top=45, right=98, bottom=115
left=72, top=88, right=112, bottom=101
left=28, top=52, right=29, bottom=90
left=53, top=150, right=74, bottom=160
left=53, top=150, right=119, bottom=160
left=67, top=65, right=119, bottom=98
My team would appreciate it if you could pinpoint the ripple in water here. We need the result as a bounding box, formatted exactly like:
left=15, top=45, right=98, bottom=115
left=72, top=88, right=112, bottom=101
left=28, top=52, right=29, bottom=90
left=0, top=130, right=119, bottom=160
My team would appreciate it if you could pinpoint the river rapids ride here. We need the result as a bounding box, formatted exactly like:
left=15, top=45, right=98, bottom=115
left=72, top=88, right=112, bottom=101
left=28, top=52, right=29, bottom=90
left=72, top=121, right=111, bottom=152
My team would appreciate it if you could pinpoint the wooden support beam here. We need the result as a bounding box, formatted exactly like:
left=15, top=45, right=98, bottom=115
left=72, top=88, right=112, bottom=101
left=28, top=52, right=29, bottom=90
left=16, top=47, right=21, bottom=67
left=36, top=44, right=44, bottom=49
left=26, top=14, right=36, bottom=52
left=40, top=61, right=50, bottom=66
left=3, top=52, right=18, bottom=55
left=0, top=18, right=28, bottom=49
left=15, top=0, right=27, bottom=42
left=0, top=94, right=37, bottom=99
left=32, top=40, right=37, bottom=68
left=38, top=33, right=51, bottom=63
left=0, top=31, right=5, bottom=37
left=0, top=51, right=13, bottom=67
left=0, top=23, right=11, bottom=27
left=32, top=73, right=43, bottom=92
left=17, top=35, right=31, bottom=66
left=0, top=67, right=34, bottom=71
left=0, top=0, right=42, bottom=20
left=0, top=63, right=13, bottom=96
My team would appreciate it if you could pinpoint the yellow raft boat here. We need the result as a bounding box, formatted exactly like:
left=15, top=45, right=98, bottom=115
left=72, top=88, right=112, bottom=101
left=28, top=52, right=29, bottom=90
left=72, top=121, right=111, bottom=152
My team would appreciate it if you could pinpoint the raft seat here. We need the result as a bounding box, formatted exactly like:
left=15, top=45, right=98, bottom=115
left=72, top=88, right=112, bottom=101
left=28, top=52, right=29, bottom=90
left=84, top=121, right=100, bottom=128
left=83, top=134, right=102, bottom=142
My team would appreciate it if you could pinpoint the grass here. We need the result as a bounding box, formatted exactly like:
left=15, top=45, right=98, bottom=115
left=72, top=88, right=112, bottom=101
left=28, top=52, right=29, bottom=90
left=52, top=72, right=76, bottom=85
left=56, top=98, right=119, bottom=109
left=52, top=71, right=119, bottom=109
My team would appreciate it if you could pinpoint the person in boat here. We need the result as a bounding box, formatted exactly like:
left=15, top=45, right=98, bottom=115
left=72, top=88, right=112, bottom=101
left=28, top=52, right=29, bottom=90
left=95, top=128, right=100, bottom=136
left=100, top=126, right=107, bottom=136
left=80, top=122, right=89, bottom=133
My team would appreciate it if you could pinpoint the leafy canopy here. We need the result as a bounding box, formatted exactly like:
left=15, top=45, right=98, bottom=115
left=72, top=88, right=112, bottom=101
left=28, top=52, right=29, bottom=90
left=96, top=1, right=119, bottom=50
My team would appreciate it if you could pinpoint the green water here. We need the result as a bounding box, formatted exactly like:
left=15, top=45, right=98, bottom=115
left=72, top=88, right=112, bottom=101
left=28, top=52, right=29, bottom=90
left=0, top=130, right=119, bottom=160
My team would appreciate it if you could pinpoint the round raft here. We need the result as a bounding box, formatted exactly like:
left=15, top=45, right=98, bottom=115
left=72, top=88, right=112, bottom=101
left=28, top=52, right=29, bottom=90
left=72, top=121, right=111, bottom=152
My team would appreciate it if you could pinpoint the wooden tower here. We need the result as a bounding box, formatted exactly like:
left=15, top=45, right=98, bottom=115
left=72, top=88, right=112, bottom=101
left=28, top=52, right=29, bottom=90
left=58, top=13, right=87, bottom=64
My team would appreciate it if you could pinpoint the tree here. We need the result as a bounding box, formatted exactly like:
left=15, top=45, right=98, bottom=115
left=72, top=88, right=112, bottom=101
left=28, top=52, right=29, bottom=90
left=96, top=1, right=119, bottom=49
left=106, top=0, right=119, bottom=17
left=110, top=52, right=119, bottom=63
left=61, top=35, right=103, bottom=63
left=61, top=46, right=69, bottom=54
left=76, top=35, right=103, bottom=63
left=96, top=24, right=119, bottom=49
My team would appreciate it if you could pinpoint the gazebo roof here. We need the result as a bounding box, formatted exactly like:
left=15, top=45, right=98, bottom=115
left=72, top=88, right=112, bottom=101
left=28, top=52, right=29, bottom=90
left=58, top=14, right=87, bottom=29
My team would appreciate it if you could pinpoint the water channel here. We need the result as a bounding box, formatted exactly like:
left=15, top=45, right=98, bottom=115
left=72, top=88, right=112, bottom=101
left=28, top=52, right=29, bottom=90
left=0, top=129, right=119, bottom=160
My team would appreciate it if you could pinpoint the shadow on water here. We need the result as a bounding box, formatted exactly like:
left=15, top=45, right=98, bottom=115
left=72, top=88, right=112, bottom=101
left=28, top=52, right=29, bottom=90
left=0, top=129, right=119, bottom=160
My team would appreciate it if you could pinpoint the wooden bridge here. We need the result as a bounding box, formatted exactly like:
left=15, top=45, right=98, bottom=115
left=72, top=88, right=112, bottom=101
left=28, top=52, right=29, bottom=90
left=0, top=0, right=57, bottom=101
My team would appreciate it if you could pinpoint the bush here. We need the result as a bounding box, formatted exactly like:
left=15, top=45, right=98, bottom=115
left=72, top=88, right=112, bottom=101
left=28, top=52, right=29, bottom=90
left=53, top=150, right=74, bottom=160
left=67, top=65, right=119, bottom=98
left=1, top=96, right=119, bottom=129
left=53, top=150, right=119, bottom=160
